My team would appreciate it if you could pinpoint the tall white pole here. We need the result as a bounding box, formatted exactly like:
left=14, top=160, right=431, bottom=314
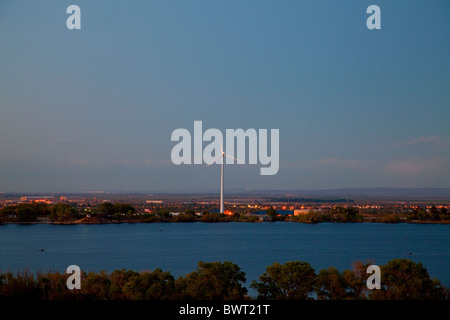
left=220, top=152, right=224, bottom=213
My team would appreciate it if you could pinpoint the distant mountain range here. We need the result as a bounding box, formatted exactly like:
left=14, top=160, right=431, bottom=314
left=3, top=187, right=449, bottom=200
left=224, top=187, right=450, bottom=199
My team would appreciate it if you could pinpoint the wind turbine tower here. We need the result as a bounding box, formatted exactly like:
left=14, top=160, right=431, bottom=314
left=220, top=151, right=224, bottom=214
left=208, top=149, right=241, bottom=214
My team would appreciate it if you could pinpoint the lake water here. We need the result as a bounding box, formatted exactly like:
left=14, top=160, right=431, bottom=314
left=1, top=222, right=449, bottom=295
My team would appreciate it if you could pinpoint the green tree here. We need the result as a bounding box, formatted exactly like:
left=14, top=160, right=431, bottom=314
left=251, top=261, right=316, bottom=300
left=44, top=271, right=78, bottom=300
left=113, top=203, right=136, bottom=215
left=369, top=259, right=448, bottom=300
left=82, top=271, right=110, bottom=300
left=109, top=269, right=140, bottom=299
left=315, top=267, right=347, bottom=300
left=291, top=212, right=318, bottom=223
left=416, top=208, right=427, bottom=220
left=199, top=212, right=227, bottom=222
left=176, top=261, right=247, bottom=300
left=0, top=204, right=43, bottom=222
left=156, top=209, right=172, bottom=221
left=383, top=213, right=401, bottom=223
left=314, top=261, right=373, bottom=300
left=345, top=207, right=361, bottom=222
left=98, top=202, right=115, bottom=217
left=329, top=206, right=361, bottom=222
left=0, top=270, right=38, bottom=299
left=143, top=269, right=175, bottom=300
left=16, top=206, right=38, bottom=222
left=0, top=205, right=17, bottom=218
left=122, top=269, right=175, bottom=300
left=344, top=261, right=373, bottom=299
left=173, top=213, right=196, bottom=222
left=266, top=206, right=278, bottom=221
left=33, top=203, right=50, bottom=216
left=49, top=203, right=79, bottom=222
left=439, top=207, right=449, bottom=221
left=430, top=206, right=440, bottom=220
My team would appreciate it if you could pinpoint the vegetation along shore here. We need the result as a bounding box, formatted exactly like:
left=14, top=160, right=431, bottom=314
left=1, top=201, right=449, bottom=224
left=1, top=259, right=449, bottom=300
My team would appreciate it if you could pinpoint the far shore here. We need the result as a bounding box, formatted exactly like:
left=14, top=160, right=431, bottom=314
left=1, top=216, right=449, bottom=225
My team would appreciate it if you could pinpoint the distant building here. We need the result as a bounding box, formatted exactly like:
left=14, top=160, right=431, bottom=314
left=59, top=196, right=85, bottom=204
left=293, top=209, right=323, bottom=216
left=67, top=198, right=86, bottom=203
left=20, top=196, right=55, bottom=204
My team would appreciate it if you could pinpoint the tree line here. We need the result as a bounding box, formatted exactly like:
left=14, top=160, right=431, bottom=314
left=0, top=259, right=448, bottom=300
left=0, top=202, right=260, bottom=223
left=1, top=203, right=449, bottom=224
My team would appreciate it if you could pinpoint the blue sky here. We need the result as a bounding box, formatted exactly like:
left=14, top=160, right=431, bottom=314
left=0, top=0, right=449, bottom=193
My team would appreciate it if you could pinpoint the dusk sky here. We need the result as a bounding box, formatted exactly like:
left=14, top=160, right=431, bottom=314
left=1, top=0, right=449, bottom=193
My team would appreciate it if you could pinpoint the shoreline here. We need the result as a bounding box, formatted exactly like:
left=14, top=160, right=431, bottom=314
left=1, top=219, right=450, bottom=225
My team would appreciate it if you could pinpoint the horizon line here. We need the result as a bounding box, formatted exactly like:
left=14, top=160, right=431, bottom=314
left=1, top=186, right=450, bottom=195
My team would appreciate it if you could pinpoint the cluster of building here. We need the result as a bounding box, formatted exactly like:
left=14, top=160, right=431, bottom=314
left=1, top=194, right=448, bottom=218
left=0, top=195, right=93, bottom=209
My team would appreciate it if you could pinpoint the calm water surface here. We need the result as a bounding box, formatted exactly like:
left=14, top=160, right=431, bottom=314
left=1, top=222, right=449, bottom=289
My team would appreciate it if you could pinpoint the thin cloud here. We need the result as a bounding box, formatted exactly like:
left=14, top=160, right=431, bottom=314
left=315, top=158, right=367, bottom=170
left=52, top=139, right=85, bottom=146
left=402, top=136, right=449, bottom=147
left=384, top=156, right=447, bottom=176
left=143, top=158, right=172, bottom=167
left=359, top=136, right=450, bottom=150
left=281, top=158, right=370, bottom=170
